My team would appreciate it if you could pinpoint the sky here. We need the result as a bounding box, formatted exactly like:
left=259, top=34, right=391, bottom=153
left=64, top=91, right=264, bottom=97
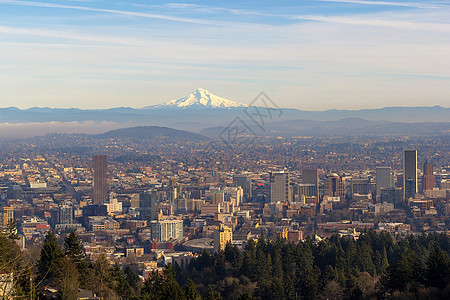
left=0, top=0, right=449, bottom=110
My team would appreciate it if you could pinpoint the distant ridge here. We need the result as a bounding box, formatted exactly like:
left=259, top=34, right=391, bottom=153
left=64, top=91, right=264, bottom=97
left=0, top=88, right=449, bottom=139
left=200, top=118, right=450, bottom=137
left=96, top=126, right=206, bottom=140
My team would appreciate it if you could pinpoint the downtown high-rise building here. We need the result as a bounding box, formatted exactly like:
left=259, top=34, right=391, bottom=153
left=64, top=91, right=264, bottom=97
left=270, top=171, right=292, bottom=203
left=302, top=169, right=319, bottom=197
left=93, top=155, right=107, bottom=204
left=376, top=167, right=394, bottom=198
left=150, top=219, right=183, bottom=242
left=403, top=150, right=417, bottom=199
left=214, top=224, right=233, bottom=253
left=324, top=173, right=345, bottom=198
left=233, top=174, right=252, bottom=201
left=1, top=206, right=14, bottom=226
left=422, top=161, right=436, bottom=192
left=51, top=202, right=73, bottom=226
left=140, top=190, right=158, bottom=222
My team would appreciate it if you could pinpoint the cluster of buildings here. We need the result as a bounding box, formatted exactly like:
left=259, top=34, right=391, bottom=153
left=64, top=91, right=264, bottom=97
left=1, top=146, right=449, bottom=277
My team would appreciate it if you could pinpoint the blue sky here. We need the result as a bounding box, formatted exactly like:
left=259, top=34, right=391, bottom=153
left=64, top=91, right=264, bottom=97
left=0, top=0, right=449, bottom=110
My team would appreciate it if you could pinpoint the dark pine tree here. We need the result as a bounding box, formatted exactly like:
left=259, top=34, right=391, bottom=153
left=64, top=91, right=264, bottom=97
left=38, top=231, right=63, bottom=282
left=425, top=247, right=450, bottom=289
left=184, top=278, right=201, bottom=300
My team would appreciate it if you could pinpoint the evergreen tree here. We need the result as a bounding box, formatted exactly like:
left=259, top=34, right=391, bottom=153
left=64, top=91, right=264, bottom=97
left=38, top=231, right=63, bottom=282
left=141, top=264, right=185, bottom=300
left=425, top=247, right=450, bottom=289
left=214, top=250, right=227, bottom=279
left=124, top=265, right=140, bottom=292
left=184, top=278, right=201, bottom=300
left=204, top=285, right=223, bottom=300
left=111, top=264, right=132, bottom=299
left=55, top=256, right=80, bottom=300
left=64, top=231, right=85, bottom=264
left=91, top=254, right=117, bottom=299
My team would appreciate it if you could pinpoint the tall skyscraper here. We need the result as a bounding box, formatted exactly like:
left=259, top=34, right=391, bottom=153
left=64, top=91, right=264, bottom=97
left=403, top=150, right=417, bottom=199
left=302, top=169, right=319, bottom=197
left=324, top=173, right=345, bottom=198
left=223, top=186, right=243, bottom=207
left=93, top=155, right=107, bottom=204
left=422, top=161, right=435, bottom=192
left=140, top=190, right=158, bottom=222
left=270, top=171, right=292, bottom=203
left=233, top=175, right=252, bottom=201
left=376, top=167, right=393, bottom=197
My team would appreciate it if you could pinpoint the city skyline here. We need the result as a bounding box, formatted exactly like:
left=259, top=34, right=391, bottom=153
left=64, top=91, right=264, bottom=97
left=1, top=0, right=449, bottom=110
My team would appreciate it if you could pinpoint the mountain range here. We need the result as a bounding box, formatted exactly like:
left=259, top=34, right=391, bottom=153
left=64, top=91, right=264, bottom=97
left=0, top=88, right=448, bottom=138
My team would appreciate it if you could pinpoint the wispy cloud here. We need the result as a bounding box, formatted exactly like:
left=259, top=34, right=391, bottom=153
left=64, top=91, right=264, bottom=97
left=293, top=14, right=450, bottom=32
left=318, top=0, right=439, bottom=9
left=1, top=0, right=449, bottom=109
left=0, top=25, right=146, bottom=46
left=0, top=0, right=224, bottom=25
left=165, top=2, right=278, bottom=17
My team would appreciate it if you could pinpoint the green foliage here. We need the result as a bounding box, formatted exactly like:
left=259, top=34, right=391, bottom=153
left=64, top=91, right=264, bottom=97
left=12, top=229, right=449, bottom=299
left=141, top=264, right=185, bottom=300
left=89, top=254, right=118, bottom=299
left=179, top=231, right=449, bottom=299
left=38, top=231, right=64, bottom=282
left=64, top=231, right=85, bottom=265
left=55, top=256, right=80, bottom=300
left=184, top=278, right=201, bottom=300
left=425, top=247, right=450, bottom=289
left=125, top=265, right=141, bottom=292
left=204, top=285, right=223, bottom=300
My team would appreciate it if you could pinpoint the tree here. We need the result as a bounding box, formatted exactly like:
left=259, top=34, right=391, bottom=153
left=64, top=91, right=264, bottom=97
left=425, top=247, right=450, bottom=289
left=14, top=264, right=35, bottom=299
left=357, top=272, right=375, bottom=297
left=184, top=278, right=201, bottom=300
left=124, top=265, right=140, bottom=292
left=90, top=254, right=117, bottom=299
left=111, top=264, right=132, bottom=299
left=238, top=290, right=253, bottom=300
left=141, top=264, right=185, bottom=300
left=204, top=285, right=223, bottom=300
left=38, top=231, right=63, bottom=282
left=214, top=250, right=227, bottom=279
left=55, top=256, right=80, bottom=300
left=319, top=281, right=344, bottom=300
left=64, top=231, right=85, bottom=265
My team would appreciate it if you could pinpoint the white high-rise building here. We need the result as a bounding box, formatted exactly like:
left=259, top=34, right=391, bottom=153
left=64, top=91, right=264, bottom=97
left=270, top=171, right=292, bottom=203
left=150, top=219, right=183, bottom=242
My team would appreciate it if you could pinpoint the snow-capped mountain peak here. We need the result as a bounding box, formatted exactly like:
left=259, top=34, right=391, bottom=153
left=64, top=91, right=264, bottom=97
left=155, top=88, right=248, bottom=109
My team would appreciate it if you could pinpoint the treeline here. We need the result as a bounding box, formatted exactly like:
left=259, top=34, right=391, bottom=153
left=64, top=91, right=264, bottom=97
left=1, top=229, right=141, bottom=299
left=1, top=228, right=449, bottom=299
left=180, top=230, right=450, bottom=299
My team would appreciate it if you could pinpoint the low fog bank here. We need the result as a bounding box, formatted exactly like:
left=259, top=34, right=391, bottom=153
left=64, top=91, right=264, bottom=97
left=0, top=121, right=125, bottom=139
